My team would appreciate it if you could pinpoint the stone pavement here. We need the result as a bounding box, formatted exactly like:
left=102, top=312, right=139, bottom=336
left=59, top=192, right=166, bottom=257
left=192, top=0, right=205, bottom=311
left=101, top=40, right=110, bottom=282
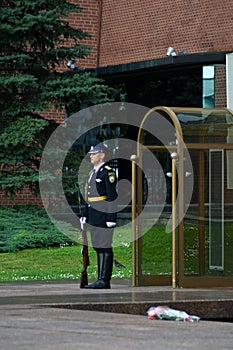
left=0, top=280, right=232, bottom=350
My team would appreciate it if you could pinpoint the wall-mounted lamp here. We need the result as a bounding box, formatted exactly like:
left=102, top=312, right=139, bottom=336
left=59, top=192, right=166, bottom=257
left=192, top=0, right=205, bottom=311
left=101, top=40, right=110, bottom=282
left=166, top=47, right=177, bottom=56
left=67, top=59, right=76, bottom=69
left=67, top=59, right=83, bottom=72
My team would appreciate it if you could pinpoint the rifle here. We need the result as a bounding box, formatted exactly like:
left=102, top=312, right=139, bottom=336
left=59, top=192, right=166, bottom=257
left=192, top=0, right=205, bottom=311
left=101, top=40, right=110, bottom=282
left=80, top=223, right=90, bottom=288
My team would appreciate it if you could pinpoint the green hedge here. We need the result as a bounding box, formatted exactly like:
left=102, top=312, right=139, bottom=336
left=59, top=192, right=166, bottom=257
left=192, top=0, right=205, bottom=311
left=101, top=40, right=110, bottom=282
left=0, top=205, right=77, bottom=252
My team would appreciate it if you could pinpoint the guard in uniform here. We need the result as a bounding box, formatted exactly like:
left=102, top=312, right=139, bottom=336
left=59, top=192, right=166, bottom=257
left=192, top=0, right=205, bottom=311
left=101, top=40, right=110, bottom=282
left=80, top=145, right=118, bottom=289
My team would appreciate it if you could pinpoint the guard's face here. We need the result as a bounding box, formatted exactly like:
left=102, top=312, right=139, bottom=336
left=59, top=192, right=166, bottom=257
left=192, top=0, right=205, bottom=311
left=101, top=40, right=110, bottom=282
left=90, top=152, right=105, bottom=166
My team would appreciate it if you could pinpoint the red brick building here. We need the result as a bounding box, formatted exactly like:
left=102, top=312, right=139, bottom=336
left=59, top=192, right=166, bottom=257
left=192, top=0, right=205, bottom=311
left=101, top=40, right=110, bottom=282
left=2, top=0, right=233, bottom=205
left=69, top=0, right=233, bottom=109
left=81, top=0, right=232, bottom=107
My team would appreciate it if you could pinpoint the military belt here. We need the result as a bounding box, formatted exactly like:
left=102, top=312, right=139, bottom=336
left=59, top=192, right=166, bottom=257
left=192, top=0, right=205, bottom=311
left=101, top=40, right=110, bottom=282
left=88, top=195, right=107, bottom=202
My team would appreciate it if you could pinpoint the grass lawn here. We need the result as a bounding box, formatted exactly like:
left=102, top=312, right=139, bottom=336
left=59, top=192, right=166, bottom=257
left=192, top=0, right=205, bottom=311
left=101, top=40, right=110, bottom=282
left=0, top=223, right=232, bottom=282
left=0, top=244, right=134, bottom=282
left=0, top=226, right=133, bottom=282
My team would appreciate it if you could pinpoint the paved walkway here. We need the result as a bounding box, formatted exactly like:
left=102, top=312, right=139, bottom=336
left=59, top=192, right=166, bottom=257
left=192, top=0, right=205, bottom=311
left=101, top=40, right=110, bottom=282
left=0, top=280, right=232, bottom=350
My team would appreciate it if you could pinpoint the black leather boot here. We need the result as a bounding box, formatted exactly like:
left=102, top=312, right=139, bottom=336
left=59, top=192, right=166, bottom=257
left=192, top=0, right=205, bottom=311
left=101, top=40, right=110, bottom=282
left=85, top=252, right=113, bottom=289
left=84, top=252, right=104, bottom=289
left=101, top=251, right=113, bottom=288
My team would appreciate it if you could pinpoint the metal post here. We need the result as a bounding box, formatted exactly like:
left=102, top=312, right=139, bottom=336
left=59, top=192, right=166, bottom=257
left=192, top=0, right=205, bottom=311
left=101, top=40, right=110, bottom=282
left=171, top=152, right=178, bottom=288
left=130, top=155, right=137, bottom=287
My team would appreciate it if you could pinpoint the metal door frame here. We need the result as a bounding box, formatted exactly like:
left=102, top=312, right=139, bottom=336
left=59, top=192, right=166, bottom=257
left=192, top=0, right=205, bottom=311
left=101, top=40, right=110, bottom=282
left=131, top=106, right=233, bottom=288
left=131, top=106, right=184, bottom=287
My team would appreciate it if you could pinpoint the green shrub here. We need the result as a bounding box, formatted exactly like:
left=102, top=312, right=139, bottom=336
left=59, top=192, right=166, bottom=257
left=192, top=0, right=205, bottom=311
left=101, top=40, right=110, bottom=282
left=0, top=205, right=77, bottom=252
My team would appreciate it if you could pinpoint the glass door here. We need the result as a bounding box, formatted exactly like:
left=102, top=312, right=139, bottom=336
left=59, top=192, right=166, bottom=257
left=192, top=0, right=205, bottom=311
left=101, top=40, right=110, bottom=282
left=137, top=149, right=172, bottom=286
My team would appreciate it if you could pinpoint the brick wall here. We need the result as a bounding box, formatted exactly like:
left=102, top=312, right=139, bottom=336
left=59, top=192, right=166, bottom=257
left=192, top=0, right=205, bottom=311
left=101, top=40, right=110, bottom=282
left=66, top=0, right=100, bottom=69
left=37, top=0, right=100, bottom=125
left=0, top=187, right=43, bottom=206
left=99, top=0, right=233, bottom=66
left=38, top=0, right=101, bottom=126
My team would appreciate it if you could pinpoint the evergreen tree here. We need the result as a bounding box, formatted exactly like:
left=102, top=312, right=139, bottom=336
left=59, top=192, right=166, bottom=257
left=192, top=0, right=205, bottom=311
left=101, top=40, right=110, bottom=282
left=0, top=0, right=112, bottom=196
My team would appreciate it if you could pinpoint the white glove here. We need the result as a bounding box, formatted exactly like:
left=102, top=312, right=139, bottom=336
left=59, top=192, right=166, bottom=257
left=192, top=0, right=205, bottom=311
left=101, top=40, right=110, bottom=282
left=80, top=217, right=86, bottom=230
left=106, top=221, right=116, bottom=228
